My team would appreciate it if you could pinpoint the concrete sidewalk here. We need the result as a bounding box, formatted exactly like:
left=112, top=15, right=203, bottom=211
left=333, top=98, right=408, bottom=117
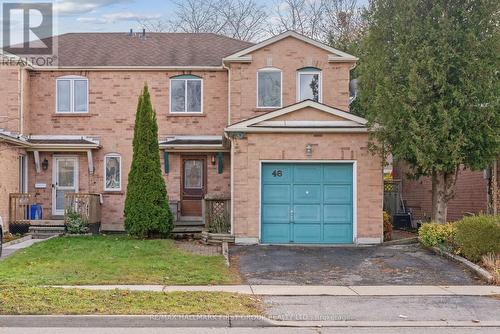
left=51, top=284, right=500, bottom=296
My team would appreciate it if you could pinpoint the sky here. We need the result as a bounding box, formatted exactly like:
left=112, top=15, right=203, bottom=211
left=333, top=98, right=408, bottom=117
left=1, top=0, right=369, bottom=47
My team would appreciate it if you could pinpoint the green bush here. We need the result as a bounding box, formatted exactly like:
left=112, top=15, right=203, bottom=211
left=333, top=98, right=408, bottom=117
left=66, top=211, right=89, bottom=235
left=454, top=215, right=500, bottom=262
left=418, top=222, right=456, bottom=248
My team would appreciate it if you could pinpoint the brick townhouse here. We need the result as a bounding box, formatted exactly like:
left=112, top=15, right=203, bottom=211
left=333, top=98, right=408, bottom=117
left=0, top=31, right=384, bottom=244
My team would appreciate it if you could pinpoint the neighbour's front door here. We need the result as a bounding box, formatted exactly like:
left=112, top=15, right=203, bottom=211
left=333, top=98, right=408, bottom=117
left=181, top=156, right=206, bottom=217
left=52, top=157, right=79, bottom=216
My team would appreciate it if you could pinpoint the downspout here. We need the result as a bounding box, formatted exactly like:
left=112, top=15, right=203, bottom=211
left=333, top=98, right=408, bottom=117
left=222, top=61, right=231, bottom=125
left=19, top=67, right=24, bottom=135
left=222, top=60, right=234, bottom=235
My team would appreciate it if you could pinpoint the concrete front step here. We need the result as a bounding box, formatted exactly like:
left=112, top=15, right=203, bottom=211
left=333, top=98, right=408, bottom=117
left=172, top=226, right=204, bottom=233
left=174, top=220, right=204, bottom=227
left=30, top=225, right=66, bottom=239
left=30, top=220, right=65, bottom=227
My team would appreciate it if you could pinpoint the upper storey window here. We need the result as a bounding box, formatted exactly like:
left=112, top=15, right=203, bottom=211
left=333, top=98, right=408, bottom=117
left=297, top=67, right=322, bottom=103
left=170, top=75, right=203, bottom=113
left=56, top=76, right=89, bottom=113
left=257, top=68, right=282, bottom=108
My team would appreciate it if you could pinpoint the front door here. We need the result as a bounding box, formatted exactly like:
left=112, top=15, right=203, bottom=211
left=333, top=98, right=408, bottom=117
left=181, top=156, right=206, bottom=217
left=52, top=157, right=79, bottom=216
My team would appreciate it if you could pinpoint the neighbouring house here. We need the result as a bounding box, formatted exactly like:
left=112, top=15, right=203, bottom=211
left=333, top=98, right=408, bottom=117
left=0, top=31, right=383, bottom=244
left=393, top=162, right=499, bottom=222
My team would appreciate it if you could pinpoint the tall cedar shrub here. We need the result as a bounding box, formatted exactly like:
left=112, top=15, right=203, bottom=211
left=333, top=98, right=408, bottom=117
left=124, top=85, right=173, bottom=238
left=359, top=0, right=500, bottom=223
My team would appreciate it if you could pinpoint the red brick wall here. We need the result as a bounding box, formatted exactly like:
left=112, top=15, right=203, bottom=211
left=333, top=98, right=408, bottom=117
left=26, top=70, right=231, bottom=230
left=0, top=142, right=24, bottom=232
left=229, top=36, right=352, bottom=124
left=396, top=163, right=488, bottom=222
left=232, top=132, right=383, bottom=242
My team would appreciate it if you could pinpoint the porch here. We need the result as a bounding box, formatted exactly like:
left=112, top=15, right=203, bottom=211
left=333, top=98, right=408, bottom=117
left=8, top=192, right=101, bottom=238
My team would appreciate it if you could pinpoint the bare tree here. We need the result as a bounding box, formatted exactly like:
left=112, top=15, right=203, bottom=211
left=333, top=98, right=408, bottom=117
left=322, top=0, right=365, bottom=53
left=217, top=0, right=268, bottom=41
left=169, top=0, right=225, bottom=34
left=137, top=18, right=169, bottom=33
left=269, top=0, right=325, bottom=40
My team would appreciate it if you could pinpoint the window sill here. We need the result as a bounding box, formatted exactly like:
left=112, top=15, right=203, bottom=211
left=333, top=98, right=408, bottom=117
left=167, top=113, right=206, bottom=117
left=102, top=191, right=124, bottom=195
left=52, top=113, right=92, bottom=117
left=253, top=108, right=280, bottom=112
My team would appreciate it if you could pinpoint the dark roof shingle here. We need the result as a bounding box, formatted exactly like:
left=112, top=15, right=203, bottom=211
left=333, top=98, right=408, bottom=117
left=46, top=33, right=253, bottom=67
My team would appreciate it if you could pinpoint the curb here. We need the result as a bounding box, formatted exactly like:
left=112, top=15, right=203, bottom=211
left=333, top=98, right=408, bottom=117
left=431, top=247, right=494, bottom=284
left=2, top=235, right=32, bottom=248
left=0, top=315, right=273, bottom=328
left=1, top=315, right=499, bottom=328
left=383, top=237, right=418, bottom=245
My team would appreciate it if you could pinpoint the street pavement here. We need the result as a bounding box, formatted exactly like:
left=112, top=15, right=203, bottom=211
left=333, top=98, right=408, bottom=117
left=1, top=327, right=500, bottom=333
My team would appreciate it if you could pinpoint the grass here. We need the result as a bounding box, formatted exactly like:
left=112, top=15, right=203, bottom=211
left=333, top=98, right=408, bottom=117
left=0, top=286, right=261, bottom=315
left=0, top=235, right=238, bottom=285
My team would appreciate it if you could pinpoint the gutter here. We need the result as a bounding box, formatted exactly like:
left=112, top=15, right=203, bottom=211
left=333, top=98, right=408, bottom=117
left=32, top=66, right=225, bottom=72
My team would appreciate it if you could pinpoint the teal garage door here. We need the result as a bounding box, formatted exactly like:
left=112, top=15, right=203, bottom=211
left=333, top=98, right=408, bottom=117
left=261, top=163, right=353, bottom=244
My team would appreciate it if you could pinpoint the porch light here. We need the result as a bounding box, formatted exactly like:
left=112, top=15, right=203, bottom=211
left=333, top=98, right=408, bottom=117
left=41, top=159, right=49, bottom=171
left=211, top=155, right=216, bottom=165
left=305, top=144, right=313, bottom=157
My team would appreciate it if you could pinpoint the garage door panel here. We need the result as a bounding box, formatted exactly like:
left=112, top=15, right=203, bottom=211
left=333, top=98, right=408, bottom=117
left=293, top=224, right=321, bottom=243
left=294, top=205, right=321, bottom=222
left=324, top=165, right=352, bottom=183
left=293, top=185, right=321, bottom=203
left=262, top=184, right=290, bottom=203
left=262, top=224, right=290, bottom=243
left=262, top=204, right=290, bottom=223
left=293, top=165, right=322, bottom=183
left=324, top=185, right=352, bottom=204
left=323, top=224, right=352, bottom=243
left=261, top=163, right=353, bottom=244
left=262, top=164, right=292, bottom=183
left=324, top=204, right=352, bottom=222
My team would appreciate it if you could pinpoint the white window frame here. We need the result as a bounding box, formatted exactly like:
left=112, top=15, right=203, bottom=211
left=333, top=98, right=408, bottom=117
left=257, top=68, right=283, bottom=109
left=104, top=153, right=122, bottom=192
left=169, top=77, right=204, bottom=114
left=296, top=69, right=322, bottom=103
left=56, top=75, right=89, bottom=113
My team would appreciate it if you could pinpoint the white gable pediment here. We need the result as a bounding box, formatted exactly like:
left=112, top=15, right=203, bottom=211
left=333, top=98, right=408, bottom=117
left=225, top=100, right=369, bottom=133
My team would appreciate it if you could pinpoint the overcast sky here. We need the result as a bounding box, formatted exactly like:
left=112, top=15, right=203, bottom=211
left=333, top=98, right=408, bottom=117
left=1, top=0, right=369, bottom=46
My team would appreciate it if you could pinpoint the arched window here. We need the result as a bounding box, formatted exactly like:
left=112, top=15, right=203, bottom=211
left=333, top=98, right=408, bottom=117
left=56, top=75, right=89, bottom=113
left=104, top=153, right=121, bottom=191
left=169, top=75, right=203, bottom=113
left=297, top=67, right=322, bottom=103
left=257, top=67, right=282, bottom=108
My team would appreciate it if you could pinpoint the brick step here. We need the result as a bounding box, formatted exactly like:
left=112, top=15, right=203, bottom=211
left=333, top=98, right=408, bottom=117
left=30, top=226, right=66, bottom=232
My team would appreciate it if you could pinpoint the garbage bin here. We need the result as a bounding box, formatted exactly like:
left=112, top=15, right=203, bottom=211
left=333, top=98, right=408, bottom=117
left=30, top=204, right=43, bottom=220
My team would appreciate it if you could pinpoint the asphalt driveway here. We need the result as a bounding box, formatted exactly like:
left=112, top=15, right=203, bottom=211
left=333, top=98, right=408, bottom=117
left=230, top=244, right=483, bottom=285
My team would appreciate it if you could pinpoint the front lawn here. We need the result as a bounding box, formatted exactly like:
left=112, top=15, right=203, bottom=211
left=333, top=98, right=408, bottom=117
left=0, top=236, right=238, bottom=285
left=0, top=286, right=261, bottom=315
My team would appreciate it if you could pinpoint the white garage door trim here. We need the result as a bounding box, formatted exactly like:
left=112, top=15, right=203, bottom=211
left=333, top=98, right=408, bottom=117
left=258, top=160, right=357, bottom=244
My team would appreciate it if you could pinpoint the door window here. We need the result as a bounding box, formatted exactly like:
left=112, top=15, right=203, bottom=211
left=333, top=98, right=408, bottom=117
left=184, top=160, right=203, bottom=189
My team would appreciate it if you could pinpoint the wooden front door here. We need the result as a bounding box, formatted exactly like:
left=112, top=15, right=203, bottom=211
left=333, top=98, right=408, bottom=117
left=181, top=156, right=206, bottom=217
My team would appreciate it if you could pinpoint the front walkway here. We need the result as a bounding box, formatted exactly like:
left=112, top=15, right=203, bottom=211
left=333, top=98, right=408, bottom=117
left=0, top=238, right=46, bottom=260
left=231, top=243, right=484, bottom=285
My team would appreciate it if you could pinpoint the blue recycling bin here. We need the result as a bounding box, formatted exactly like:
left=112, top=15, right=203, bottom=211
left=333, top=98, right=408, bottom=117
left=30, top=204, right=43, bottom=220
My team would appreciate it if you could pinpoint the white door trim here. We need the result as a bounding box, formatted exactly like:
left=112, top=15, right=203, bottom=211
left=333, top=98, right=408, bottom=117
left=52, top=156, right=79, bottom=216
left=258, top=160, right=357, bottom=244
